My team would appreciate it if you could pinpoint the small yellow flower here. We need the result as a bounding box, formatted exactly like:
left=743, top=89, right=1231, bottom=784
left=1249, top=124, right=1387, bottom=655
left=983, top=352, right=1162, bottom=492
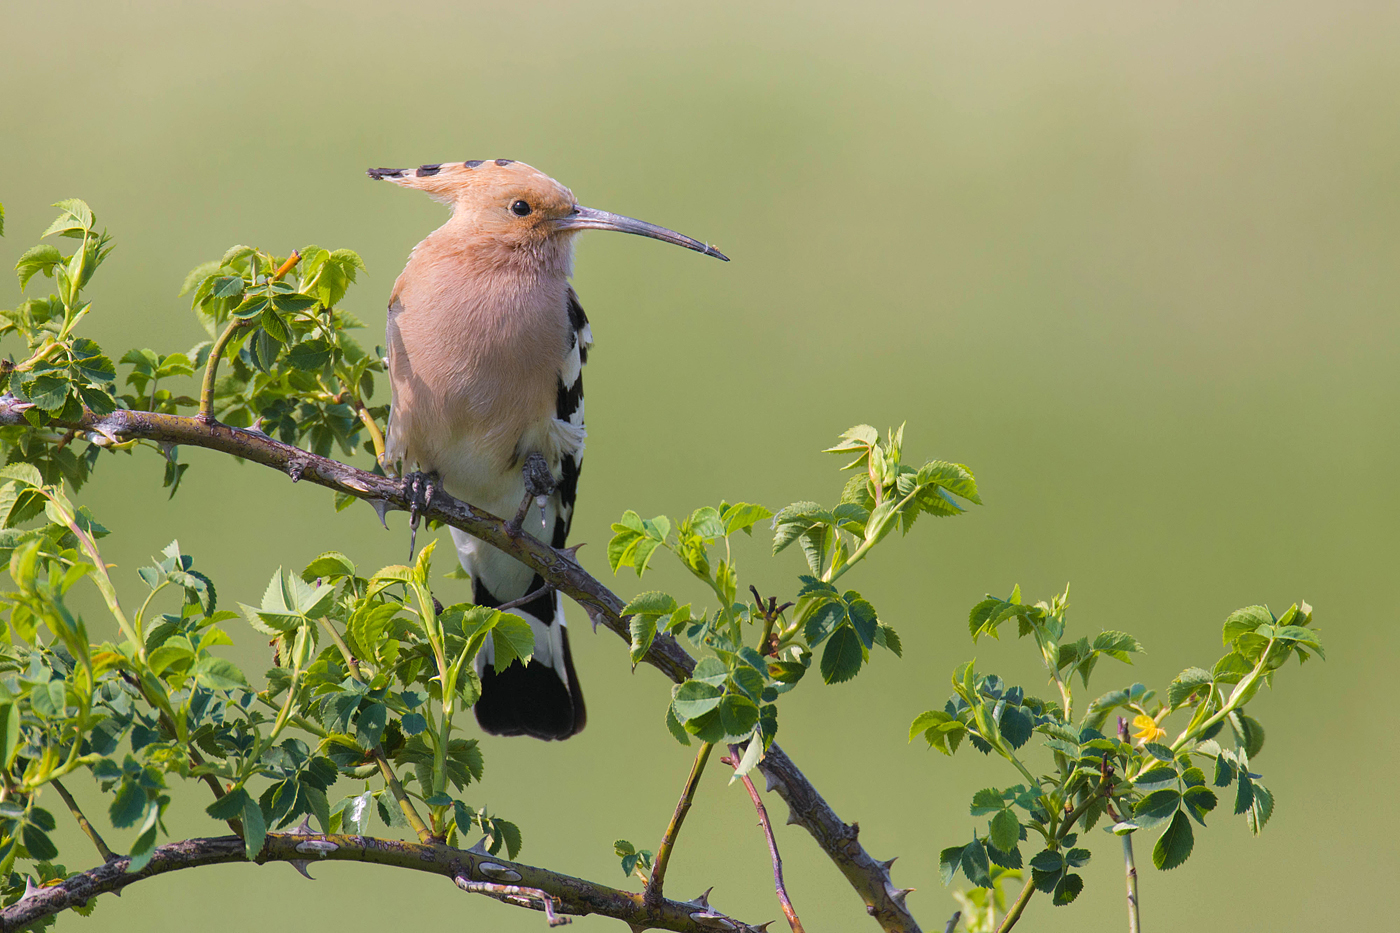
left=1132, top=714, right=1166, bottom=745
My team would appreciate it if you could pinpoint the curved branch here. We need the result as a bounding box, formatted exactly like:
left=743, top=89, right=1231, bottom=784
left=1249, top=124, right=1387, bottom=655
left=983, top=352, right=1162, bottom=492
left=0, top=833, right=757, bottom=933
left=0, top=398, right=923, bottom=932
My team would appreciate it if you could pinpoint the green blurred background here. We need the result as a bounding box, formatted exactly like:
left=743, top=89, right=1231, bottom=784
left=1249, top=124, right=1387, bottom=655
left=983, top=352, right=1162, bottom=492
left=2, top=1, right=1395, bottom=929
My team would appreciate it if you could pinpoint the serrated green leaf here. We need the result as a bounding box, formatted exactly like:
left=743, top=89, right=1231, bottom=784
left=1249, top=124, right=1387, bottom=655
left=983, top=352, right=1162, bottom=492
left=1168, top=667, right=1213, bottom=708
left=989, top=808, right=1020, bottom=853
left=629, top=614, right=656, bottom=666
left=1152, top=810, right=1194, bottom=870
left=672, top=680, right=723, bottom=721
left=819, top=625, right=863, bottom=684
left=623, top=591, right=679, bottom=616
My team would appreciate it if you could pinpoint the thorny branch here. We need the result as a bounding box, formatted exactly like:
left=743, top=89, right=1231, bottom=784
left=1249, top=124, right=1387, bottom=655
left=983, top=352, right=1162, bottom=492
left=723, top=749, right=804, bottom=933
left=0, top=833, right=760, bottom=933
left=0, top=397, right=923, bottom=933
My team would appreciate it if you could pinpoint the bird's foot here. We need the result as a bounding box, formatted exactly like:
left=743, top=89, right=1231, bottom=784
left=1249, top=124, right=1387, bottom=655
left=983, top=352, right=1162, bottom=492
left=404, top=470, right=440, bottom=559
left=507, top=453, right=555, bottom=536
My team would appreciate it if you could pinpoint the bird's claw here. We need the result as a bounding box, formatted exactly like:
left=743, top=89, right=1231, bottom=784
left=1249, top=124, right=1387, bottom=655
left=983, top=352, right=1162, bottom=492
left=507, top=453, right=555, bottom=536
left=404, top=470, right=440, bottom=559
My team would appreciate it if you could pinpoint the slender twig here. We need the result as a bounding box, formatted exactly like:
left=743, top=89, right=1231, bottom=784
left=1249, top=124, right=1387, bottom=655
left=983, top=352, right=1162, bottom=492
left=1107, top=802, right=1140, bottom=933
left=0, top=833, right=758, bottom=933
left=943, top=911, right=961, bottom=933
left=197, top=250, right=300, bottom=424
left=495, top=584, right=552, bottom=613
left=49, top=779, right=115, bottom=863
left=319, top=617, right=363, bottom=681
left=1121, top=831, right=1140, bottom=933
left=370, top=748, right=433, bottom=844
left=0, top=397, right=923, bottom=933
left=994, top=879, right=1035, bottom=933
left=724, top=750, right=804, bottom=932
left=645, top=742, right=714, bottom=910
left=196, top=318, right=249, bottom=424
left=347, top=392, right=389, bottom=470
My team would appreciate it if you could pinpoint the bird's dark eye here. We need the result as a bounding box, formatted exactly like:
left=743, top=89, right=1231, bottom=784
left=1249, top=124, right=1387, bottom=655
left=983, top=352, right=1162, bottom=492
left=511, top=200, right=532, bottom=217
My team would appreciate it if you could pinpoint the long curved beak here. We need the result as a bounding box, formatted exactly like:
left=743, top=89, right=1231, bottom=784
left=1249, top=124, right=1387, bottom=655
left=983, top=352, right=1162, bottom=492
left=554, top=206, right=729, bottom=261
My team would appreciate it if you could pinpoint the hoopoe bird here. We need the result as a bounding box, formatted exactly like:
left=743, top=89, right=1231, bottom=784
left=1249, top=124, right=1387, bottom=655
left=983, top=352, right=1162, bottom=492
left=369, top=159, right=727, bottom=740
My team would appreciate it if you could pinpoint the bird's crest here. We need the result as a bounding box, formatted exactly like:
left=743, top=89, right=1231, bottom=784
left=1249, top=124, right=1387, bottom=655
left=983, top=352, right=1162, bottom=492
left=366, top=160, right=573, bottom=209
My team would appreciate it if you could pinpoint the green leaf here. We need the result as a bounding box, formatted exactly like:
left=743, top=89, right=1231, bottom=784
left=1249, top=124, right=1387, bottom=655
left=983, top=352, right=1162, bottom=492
left=803, top=598, right=847, bottom=647
left=846, top=595, right=878, bottom=649
left=1168, top=667, right=1213, bottom=708
left=193, top=657, right=249, bottom=692
left=1092, top=630, right=1142, bottom=659
left=721, top=502, right=772, bottom=536
left=629, top=614, right=657, bottom=666
left=989, top=808, right=1020, bottom=853
left=21, top=823, right=58, bottom=861
left=1134, top=767, right=1178, bottom=792
left=241, top=792, right=268, bottom=859
left=0, top=704, right=18, bottom=770
left=686, top=506, right=723, bottom=539
left=672, top=680, right=723, bottom=721
left=15, top=244, right=63, bottom=289
left=1142, top=742, right=1174, bottom=762
left=960, top=838, right=992, bottom=888
left=207, top=786, right=249, bottom=821
left=180, top=260, right=223, bottom=297
left=819, top=625, right=864, bottom=684
left=915, top=460, right=981, bottom=504
left=1133, top=789, right=1181, bottom=830
left=1051, top=872, right=1083, bottom=905
left=1152, top=810, right=1195, bottom=870
left=692, top=657, right=729, bottom=686
left=1246, top=783, right=1274, bottom=834
left=939, top=844, right=967, bottom=885
left=356, top=703, right=388, bottom=748
left=1223, top=606, right=1272, bottom=647
left=717, top=694, right=760, bottom=739
left=969, top=788, right=1005, bottom=816
left=623, top=591, right=679, bottom=616
left=489, top=614, right=535, bottom=672
left=825, top=424, right=878, bottom=454
left=665, top=705, right=691, bottom=746
left=874, top=624, right=902, bottom=657
left=1237, top=713, right=1266, bottom=759
left=44, top=199, right=94, bottom=238
left=301, top=551, right=356, bottom=582
left=108, top=776, right=148, bottom=828
left=1182, top=785, right=1218, bottom=825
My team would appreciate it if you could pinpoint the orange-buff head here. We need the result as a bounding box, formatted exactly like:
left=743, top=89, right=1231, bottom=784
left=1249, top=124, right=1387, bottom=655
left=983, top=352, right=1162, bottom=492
left=367, top=159, right=728, bottom=266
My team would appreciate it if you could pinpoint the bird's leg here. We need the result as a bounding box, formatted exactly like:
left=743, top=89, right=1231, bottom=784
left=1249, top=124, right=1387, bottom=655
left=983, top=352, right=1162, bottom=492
left=403, top=470, right=441, bottom=560
left=508, top=453, right=555, bottom=536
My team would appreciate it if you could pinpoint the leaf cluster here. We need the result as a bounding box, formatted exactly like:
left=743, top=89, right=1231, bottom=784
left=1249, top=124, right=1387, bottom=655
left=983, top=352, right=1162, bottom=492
left=607, top=425, right=977, bottom=777
left=916, top=586, right=1321, bottom=915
